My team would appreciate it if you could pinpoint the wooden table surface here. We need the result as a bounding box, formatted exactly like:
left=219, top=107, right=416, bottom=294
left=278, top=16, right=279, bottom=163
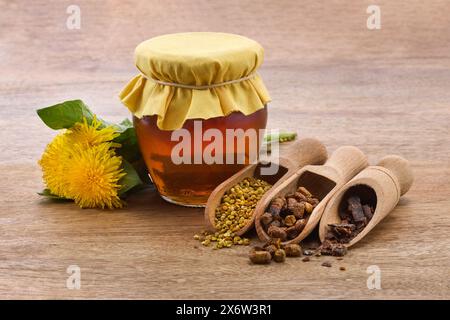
left=1, top=0, right=449, bottom=299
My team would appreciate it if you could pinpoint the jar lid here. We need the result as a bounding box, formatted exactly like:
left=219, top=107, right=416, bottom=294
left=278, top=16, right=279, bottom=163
left=119, top=32, right=271, bottom=130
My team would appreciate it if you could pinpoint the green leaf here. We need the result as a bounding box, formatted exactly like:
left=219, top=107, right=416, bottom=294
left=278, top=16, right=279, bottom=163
left=38, top=189, right=71, bottom=201
left=109, top=117, right=133, bottom=133
left=119, top=118, right=133, bottom=127
left=37, top=100, right=95, bottom=130
left=129, top=157, right=153, bottom=185
left=264, top=132, right=297, bottom=143
left=118, top=159, right=144, bottom=195
left=112, top=118, right=151, bottom=186
left=115, top=129, right=141, bottom=162
left=112, top=118, right=143, bottom=164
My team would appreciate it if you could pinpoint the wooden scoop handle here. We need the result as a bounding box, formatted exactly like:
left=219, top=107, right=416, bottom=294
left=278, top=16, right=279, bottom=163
left=324, top=146, right=368, bottom=183
left=278, top=138, right=328, bottom=171
left=377, top=155, right=414, bottom=195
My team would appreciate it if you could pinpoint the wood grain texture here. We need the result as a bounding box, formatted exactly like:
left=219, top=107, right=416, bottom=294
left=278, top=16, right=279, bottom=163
left=0, top=0, right=449, bottom=299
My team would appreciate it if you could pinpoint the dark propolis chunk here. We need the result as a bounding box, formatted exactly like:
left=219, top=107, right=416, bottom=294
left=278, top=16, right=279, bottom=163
left=362, top=204, right=374, bottom=220
left=320, top=240, right=348, bottom=257
left=320, top=193, right=375, bottom=257
left=329, top=223, right=356, bottom=239
left=347, top=196, right=366, bottom=223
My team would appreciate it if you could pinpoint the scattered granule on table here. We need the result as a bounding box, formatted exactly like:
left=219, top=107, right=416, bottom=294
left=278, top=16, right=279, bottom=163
left=249, top=248, right=272, bottom=264
left=303, top=249, right=316, bottom=256
left=273, top=248, right=286, bottom=263
left=194, top=230, right=250, bottom=249
left=248, top=240, right=302, bottom=264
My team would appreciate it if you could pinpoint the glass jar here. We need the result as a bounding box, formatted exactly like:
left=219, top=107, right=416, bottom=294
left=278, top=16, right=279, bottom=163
left=134, top=107, right=268, bottom=206
left=120, top=32, right=271, bottom=206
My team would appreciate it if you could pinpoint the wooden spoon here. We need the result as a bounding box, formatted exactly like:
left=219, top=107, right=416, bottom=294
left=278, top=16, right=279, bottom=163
left=255, top=146, right=368, bottom=244
left=318, top=155, right=414, bottom=247
left=204, top=138, right=328, bottom=235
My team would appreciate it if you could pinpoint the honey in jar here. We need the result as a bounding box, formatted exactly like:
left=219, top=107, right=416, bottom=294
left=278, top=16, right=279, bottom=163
left=120, top=33, right=271, bottom=206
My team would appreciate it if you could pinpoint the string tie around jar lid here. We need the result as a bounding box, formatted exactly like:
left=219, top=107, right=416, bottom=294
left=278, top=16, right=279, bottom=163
left=141, top=72, right=256, bottom=90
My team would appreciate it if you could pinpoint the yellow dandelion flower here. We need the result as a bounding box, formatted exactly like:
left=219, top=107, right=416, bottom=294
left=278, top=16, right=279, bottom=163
left=64, top=143, right=126, bottom=209
left=67, top=116, right=120, bottom=148
left=38, top=132, right=72, bottom=197
left=38, top=117, right=127, bottom=209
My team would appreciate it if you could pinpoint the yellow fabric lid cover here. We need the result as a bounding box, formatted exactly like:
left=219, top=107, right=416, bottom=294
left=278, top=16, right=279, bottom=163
left=119, top=32, right=271, bottom=130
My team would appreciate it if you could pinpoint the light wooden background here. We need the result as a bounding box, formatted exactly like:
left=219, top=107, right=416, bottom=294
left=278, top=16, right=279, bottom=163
left=0, top=0, right=449, bottom=299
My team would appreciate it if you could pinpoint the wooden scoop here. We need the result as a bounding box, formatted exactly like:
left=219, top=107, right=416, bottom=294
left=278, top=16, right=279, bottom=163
left=318, top=155, right=414, bottom=247
left=255, top=146, right=368, bottom=244
left=204, top=138, right=328, bottom=235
